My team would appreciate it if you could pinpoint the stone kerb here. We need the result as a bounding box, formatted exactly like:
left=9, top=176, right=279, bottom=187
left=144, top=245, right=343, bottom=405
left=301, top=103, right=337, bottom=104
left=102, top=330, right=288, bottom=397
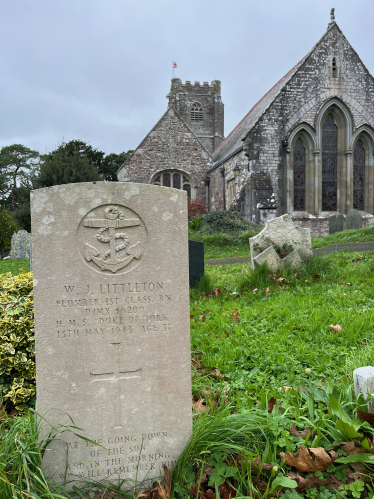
left=249, top=214, right=313, bottom=271
left=9, top=230, right=31, bottom=260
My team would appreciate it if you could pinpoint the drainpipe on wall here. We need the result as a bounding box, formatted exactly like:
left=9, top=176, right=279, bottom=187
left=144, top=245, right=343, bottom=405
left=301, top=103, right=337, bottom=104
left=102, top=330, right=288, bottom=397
left=204, top=177, right=210, bottom=212
left=220, top=164, right=226, bottom=210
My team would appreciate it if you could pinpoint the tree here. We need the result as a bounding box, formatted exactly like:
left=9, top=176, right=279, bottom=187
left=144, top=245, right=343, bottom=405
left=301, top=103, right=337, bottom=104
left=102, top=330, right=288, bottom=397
left=36, top=140, right=103, bottom=187
left=0, top=144, right=39, bottom=209
left=98, top=150, right=134, bottom=181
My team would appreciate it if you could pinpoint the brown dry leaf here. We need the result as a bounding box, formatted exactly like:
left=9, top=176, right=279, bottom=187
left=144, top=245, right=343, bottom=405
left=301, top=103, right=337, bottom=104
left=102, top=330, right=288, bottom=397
left=265, top=287, right=271, bottom=296
left=218, top=482, right=237, bottom=499
left=280, top=445, right=338, bottom=472
left=313, top=274, right=321, bottom=280
left=252, top=288, right=258, bottom=294
left=84, top=493, right=91, bottom=499
left=287, top=472, right=342, bottom=492
left=231, top=308, right=239, bottom=322
left=157, top=465, right=171, bottom=499
left=253, top=456, right=273, bottom=471
left=135, top=491, right=154, bottom=499
left=215, top=288, right=224, bottom=297
left=193, top=398, right=210, bottom=413
left=190, top=315, right=195, bottom=320
left=200, top=314, right=206, bottom=323
left=357, top=409, right=374, bottom=425
left=102, top=492, right=117, bottom=499
left=330, top=324, right=342, bottom=333
left=94, top=492, right=101, bottom=499
left=339, top=439, right=374, bottom=455
left=268, top=397, right=276, bottom=414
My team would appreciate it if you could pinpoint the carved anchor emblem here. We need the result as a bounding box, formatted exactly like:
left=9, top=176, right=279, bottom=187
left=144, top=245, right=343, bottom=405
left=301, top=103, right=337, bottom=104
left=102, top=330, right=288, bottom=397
left=84, top=206, right=142, bottom=273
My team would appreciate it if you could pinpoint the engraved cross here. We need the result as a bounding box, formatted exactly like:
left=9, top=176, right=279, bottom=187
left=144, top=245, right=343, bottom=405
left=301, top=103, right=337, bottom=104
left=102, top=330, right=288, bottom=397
left=90, top=342, right=142, bottom=429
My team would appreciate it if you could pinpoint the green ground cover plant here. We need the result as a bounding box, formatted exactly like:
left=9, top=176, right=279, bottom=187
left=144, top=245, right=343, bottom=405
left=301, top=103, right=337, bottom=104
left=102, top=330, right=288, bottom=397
left=3, top=250, right=374, bottom=497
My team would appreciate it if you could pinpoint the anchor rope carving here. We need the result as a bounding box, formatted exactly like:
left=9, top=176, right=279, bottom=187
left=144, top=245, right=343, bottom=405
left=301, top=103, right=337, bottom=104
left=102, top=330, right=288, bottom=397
left=83, top=205, right=143, bottom=273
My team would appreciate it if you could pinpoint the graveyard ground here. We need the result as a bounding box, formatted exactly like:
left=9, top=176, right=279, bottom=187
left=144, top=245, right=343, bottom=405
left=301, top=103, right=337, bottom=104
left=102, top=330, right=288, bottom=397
left=2, top=240, right=374, bottom=497
left=189, top=212, right=374, bottom=260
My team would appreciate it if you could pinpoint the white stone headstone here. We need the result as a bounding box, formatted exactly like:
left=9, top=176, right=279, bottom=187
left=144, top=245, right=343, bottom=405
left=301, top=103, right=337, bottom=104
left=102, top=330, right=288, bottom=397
left=353, top=366, right=374, bottom=401
left=31, top=182, right=192, bottom=490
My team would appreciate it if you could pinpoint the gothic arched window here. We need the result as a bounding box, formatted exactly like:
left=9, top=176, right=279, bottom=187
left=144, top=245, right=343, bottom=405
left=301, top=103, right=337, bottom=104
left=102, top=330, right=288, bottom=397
left=191, top=103, right=203, bottom=122
left=293, top=138, right=306, bottom=211
left=322, top=114, right=338, bottom=211
left=354, top=139, right=365, bottom=210
left=152, top=171, right=191, bottom=198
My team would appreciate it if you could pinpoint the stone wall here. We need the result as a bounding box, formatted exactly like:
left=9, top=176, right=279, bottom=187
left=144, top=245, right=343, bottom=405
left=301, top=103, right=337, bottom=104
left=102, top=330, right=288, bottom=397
left=118, top=107, right=210, bottom=201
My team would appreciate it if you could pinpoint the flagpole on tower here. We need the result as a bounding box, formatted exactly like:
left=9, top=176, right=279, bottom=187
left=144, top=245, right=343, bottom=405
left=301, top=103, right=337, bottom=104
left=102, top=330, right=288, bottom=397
left=173, top=60, right=177, bottom=78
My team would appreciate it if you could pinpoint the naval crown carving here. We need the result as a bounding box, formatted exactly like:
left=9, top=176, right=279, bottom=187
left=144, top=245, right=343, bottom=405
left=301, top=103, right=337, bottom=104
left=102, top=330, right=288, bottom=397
left=77, top=205, right=148, bottom=274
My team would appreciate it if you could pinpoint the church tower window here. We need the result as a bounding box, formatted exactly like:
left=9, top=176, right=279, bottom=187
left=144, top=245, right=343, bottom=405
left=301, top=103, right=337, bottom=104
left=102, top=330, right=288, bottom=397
left=353, top=139, right=365, bottom=210
left=293, top=138, right=306, bottom=211
left=322, top=114, right=338, bottom=211
left=332, top=57, right=337, bottom=78
left=152, top=171, right=191, bottom=198
left=191, top=103, right=203, bottom=122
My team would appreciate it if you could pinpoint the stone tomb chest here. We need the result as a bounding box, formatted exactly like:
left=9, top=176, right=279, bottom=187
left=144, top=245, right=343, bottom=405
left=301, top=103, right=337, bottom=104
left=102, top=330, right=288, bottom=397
left=31, top=183, right=192, bottom=490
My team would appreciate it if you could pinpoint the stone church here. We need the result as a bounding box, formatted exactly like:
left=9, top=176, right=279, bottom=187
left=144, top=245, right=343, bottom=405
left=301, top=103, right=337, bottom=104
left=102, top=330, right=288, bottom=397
left=117, top=12, right=374, bottom=234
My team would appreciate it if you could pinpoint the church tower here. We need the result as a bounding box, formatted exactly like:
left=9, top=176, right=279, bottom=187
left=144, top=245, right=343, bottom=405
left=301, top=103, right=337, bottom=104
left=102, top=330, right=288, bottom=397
left=167, top=78, right=224, bottom=153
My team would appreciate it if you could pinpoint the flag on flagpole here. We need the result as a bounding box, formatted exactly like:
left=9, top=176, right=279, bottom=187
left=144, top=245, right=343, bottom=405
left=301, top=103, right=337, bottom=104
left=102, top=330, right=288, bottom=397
left=173, top=61, right=177, bottom=68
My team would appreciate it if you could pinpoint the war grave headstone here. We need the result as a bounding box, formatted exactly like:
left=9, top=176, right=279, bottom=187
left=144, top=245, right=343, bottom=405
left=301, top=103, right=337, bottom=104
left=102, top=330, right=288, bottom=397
left=346, top=209, right=362, bottom=231
left=9, top=229, right=31, bottom=260
left=188, top=240, right=204, bottom=288
left=31, top=182, right=192, bottom=490
left=329, top=213, right=344, bottom=235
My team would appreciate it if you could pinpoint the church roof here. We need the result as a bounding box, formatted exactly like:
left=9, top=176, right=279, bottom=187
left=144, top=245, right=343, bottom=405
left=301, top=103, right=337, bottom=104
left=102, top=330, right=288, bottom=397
left=211, top=21, right=340, bottom=166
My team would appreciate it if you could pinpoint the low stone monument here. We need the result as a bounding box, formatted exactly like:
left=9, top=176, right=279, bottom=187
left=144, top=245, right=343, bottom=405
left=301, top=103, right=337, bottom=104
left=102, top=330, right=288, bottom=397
left=353, top=366, right=374, bottom=410
left=249, top=214, right=313, bottom=271
left=188, top=240, right=204, bottom=288
left=329, top=213, right=344, bottom=234
left=346, top=209, right=363, bottom=230
left=31, top=183, right=192, bottom=490
left=9, top=230, right=31, bottom=260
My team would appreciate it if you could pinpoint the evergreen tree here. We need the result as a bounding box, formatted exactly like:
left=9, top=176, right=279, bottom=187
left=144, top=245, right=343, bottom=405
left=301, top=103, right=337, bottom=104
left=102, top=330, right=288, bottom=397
left=99, top=150, right=133, bottom=181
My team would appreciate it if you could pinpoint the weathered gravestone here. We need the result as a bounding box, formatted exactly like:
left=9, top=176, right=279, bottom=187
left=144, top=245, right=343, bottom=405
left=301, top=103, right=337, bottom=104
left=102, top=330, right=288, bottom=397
left=188, top=240, right=204, bottom=288
left=346, top=209, right=362, bottom=230
left=31, top=182, right=192, bottom=490
left=329, top=213, right=344, bottom=235
left=9, top=230, right=31, bottom=260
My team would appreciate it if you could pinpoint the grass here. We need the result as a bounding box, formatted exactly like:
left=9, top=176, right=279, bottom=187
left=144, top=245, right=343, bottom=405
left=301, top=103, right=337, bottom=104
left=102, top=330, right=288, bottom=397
left=190, top=251, right=374, bottom=401
left=0, top=259, right=30, bottom=275
left=312, top=226, right=374, bottom=249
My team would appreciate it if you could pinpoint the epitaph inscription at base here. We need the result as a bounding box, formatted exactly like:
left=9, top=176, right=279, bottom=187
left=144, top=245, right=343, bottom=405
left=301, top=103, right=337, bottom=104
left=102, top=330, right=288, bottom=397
left=31, top=183, right=192, bottom=491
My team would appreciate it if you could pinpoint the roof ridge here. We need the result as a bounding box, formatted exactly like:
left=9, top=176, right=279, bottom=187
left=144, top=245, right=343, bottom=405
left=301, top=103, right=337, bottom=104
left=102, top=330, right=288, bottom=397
left=211, top=56, right=307, bottom=157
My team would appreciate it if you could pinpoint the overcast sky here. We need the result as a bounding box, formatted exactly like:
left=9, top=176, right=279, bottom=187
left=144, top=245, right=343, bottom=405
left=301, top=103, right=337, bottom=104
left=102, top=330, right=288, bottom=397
left=1, top=0, right=374, bottom=156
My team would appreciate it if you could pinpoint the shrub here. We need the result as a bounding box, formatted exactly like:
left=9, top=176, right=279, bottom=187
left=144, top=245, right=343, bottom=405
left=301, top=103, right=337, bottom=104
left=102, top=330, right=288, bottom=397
left=188, top=198, right=207, bottom=218
left=193, top=211, right=261, bottom=235
left=0, top=272, right=35, bottom=411
left=0, top=209, right=20, bottom=251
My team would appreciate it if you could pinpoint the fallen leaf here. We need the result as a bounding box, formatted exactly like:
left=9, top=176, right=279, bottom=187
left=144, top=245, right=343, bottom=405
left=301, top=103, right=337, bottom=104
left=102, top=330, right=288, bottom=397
left=305, top=368, right=312, bottom=372
left=330, top=324, right=342, bottom=333
left=231, top=308, right=239, bottom=322
left=312, top=274, right=320, bottom=280
left=339, top=439, right=374, bottom=455
left=190, top=315, right=195, bottom=320
left=218, top=482, right=237, bottom=499
left=157, top=465, right=171, bottom=499
left=280, top=446, right=338, bottom=472
left=268, top=396, right=276, bottom=414
left=289, top=424, right=313, bottom=439
left=287, top=472, right=343, bottom=492
left=200, top=314, right=206, bottom=322
left=357, top=409, right=374, bottom=425
left=252, top=288, right=258, bottom=294
left=193, top=398, right=210, bottom=413
left=265, top=287, right=271, bottom=296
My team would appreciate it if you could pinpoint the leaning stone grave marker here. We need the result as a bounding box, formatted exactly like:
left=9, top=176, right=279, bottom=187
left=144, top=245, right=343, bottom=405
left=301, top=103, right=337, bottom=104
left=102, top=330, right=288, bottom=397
left=329, top=213, right=344, bottom=234
left=31, top=182, right=192, bottom=490
left=9, top=229, right=31, bottom=260
left=346, top=209, right=362, bottom=230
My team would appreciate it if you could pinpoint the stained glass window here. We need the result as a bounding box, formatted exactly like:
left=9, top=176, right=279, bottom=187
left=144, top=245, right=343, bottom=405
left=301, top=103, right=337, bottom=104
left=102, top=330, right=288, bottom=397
left=173, top=173, right=181, bottom=189
left=183, top=184, right=191, bottom=198
left=163, top=173, right=171, bottom=187
left=353, top=140, right=365, bottom=210
left=293, top=138, right=305, bottom=211
left=322, top=114, right=337, bottom=211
